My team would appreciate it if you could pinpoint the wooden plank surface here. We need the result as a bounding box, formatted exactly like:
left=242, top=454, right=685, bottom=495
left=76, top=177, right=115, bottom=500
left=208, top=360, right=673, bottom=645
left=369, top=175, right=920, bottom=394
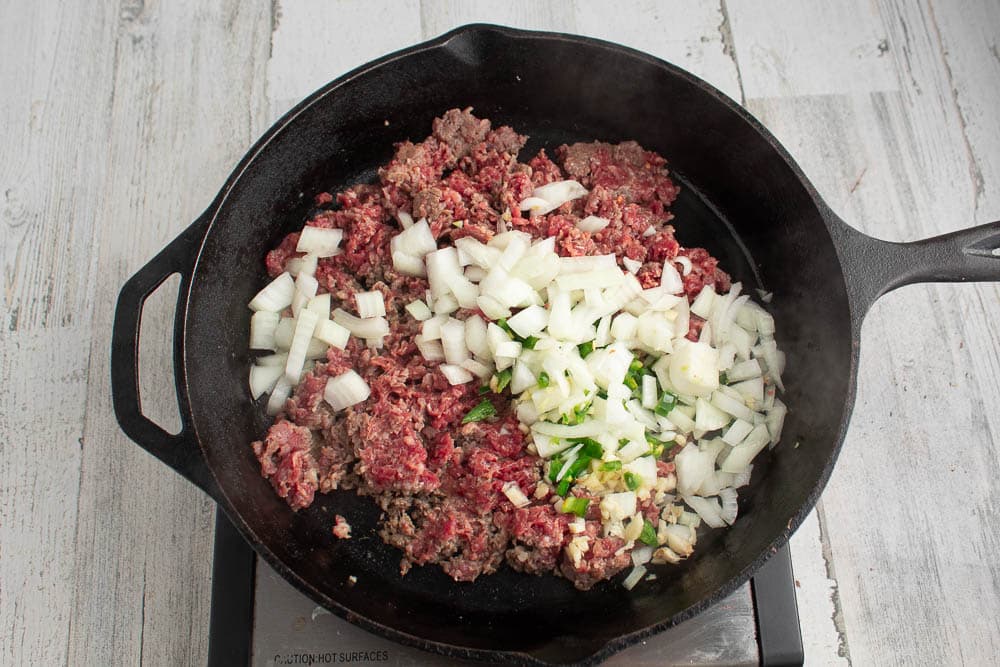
left=1, top=1, right=997, bottom=665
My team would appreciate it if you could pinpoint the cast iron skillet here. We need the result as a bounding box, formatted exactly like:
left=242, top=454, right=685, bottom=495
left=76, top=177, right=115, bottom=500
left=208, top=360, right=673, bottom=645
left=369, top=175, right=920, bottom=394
left=111, top=24, right=1000, bottom=665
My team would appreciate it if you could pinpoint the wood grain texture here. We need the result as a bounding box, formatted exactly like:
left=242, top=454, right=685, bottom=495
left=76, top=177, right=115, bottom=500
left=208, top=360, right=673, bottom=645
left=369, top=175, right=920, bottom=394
left=727, top=1, right=1000, bottom=664
left=0, top=1, right=117, bottom=665
left=62, top=2, right=270, bottom=665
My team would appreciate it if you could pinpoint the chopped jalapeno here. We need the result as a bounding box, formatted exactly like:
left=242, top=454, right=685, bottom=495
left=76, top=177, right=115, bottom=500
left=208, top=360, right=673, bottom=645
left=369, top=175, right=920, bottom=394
left=568, top=437, right=603, bottom=458
left=719, top=370, right=728, bottom=385
left=555, top=478, right=572, bottom=496
left=537, top=371, right=550, bottom=388
left=522, top=336, right=539, bottom=349
left=638, top=519, right=658, bottom=546
left=577, top=341, right=594, bottom=358
left=494, top=368, right=512, bottom=393
left=654, top=391, right=678, bottom=417
left=600, top=460, right=623, bottom=471
left=561, top=497, right=590, bottom=517
left=624, top=471, right=641, bottom=491
left=462, top=399, right=496, bottom=424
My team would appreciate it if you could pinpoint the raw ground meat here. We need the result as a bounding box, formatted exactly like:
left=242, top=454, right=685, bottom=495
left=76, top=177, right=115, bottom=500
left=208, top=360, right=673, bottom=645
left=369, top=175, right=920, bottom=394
left=250, top=108, right=731, bottom=590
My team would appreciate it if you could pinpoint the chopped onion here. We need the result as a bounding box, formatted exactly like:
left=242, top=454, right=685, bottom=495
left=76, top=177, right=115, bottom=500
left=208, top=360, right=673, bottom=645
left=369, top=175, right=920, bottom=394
left=405, top=299, right=433, bottom=321
left=727, top=358, right=762, bottom=382
left=324, top=370, right=371, bottom=410
left=249, top=272, right=295, bottom=312
left=296, top=226, right=343, bottom=257
left=454, top=237, right=502, bottom=267
left=660, top=260, right=684, bottom=295
left=577, top=215, right=610, bottom=233
left=433, top=293, right=459, bottom=315
left=695, top=397, right=731, bottom=432
left=622, top=257, right=642, bottom=274
left=690, top=286, right=716, bottom=319
left=722, top=419, right=754, bottom=446
left=684, top=495, right=726, bottom=529
left=460, top=358, right=492, bottom=379
left=425, top=247, right=462, bottom=299
left=332, top=308, right=389, bottom=339
left=249, top=363, right=283, bottom=399
left=397, top=210, right=414, bottom=228
left=266, top=377, right=292, bottom=416
left=273, top=317, right=295, bottom=349
left=494, top=340, right=522, bottom=360
left=668, top=339, right=720, bottom=397
left=477, top=294, right=511, bottom=320
left=710, top=391, right=755, bottom=422
left=355, top=290, right=386, bottom=319
left=662, top=523, right=696, bottom=556
left=766, top=398, right=787, bottom=447
left=674, top=444, right=715, bottom=496
left=502, top=482, right=531, bottom=508
left=622, top=565, right=647, bottom=590
left=631, top=545, right=654, bottom=567
left=464, top=315, right=491, bottom=360
left=601, top=491, right=637, bottom=521
left=641, top=374, right=658, bottom=410
left=440, top=318, right=470, bottom=365
left=532, top=180, right=588, bottom=212
left=465, top=265, right=487, bottom=282
left=507, top=305, right=548, bottom=338
left=732, top=465, right=753, bottom=489
left=675, top=256, right=693, bottom=276
left=286, top=253, right=318, bottom=277
left=314, top=319, right=350, bottom=349
left=391, top=250, right=426, bottom=277
left=256, top=352, right=288, bottom=367
left=250, top=311, right=280, bottom=351
left=291, top=273, right=319, bottom=317
left=720, top=423, right=771, bottom=473
left=306, top=293, right=331, bottom=320
left=555, top=267, right=623, bottom=291
left=391, top=218, right=437, bottom=257
left=415, top=335, right=445, bottom=361
left=718, top=487, right=739, bottom=525
left=510, top=360, right=537, bottom=393
left=518, top=196, right=551, bottom=214
left=284, top=309, right=320, bottom=383
left=439, top=363, right=474, bottom=385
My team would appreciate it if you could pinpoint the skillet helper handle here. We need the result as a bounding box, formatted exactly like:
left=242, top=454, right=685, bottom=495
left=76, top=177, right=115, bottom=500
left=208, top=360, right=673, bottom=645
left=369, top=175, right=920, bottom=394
left=833, top=219, right=1000, bottom=315
left=111, top=212, right=221, bottom=501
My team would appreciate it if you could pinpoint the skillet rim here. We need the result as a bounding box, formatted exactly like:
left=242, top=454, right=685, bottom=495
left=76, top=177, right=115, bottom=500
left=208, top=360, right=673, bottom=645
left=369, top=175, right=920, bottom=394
left=181, top=23, right=860, bottom=665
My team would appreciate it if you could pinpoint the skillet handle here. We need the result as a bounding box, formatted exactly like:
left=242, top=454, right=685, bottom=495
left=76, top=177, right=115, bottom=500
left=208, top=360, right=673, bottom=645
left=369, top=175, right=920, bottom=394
left=831, top=218, right=1000, bottom=316
left=111, top=211, right=222, bottom=502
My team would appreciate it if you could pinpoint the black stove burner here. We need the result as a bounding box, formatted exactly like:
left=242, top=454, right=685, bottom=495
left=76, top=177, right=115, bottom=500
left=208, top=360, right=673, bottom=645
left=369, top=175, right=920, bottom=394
left=207, top=513, right=803, bottom=666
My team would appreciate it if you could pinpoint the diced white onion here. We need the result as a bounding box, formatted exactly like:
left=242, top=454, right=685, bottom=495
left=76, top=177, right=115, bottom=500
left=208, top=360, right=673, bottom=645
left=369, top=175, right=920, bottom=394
left=249, top=272, right=295, bottom=312
left=324, top=370, right=370, bottom=410
left=405, top=299, right=433, bottom=321
left=507, top=305, right=548, bottom=338
left=266, top=377, right=292, bottom=416
left=622, top=257, right=642, bottom=274
left=464, top=315, right=491, bottom=360
left=440, top=318, right=469, bottom=365
left=641, top=374, right=658, bottom=410
left=502, top=482, right=531, bottom=508
left=332, top=309, right=389, bottom=339
left=660, top=260, right=684, bottom=295
left=531, top=180, right=588, bottom=212
left=674, top=444, right=715, bottom=496
left=415, top=335, right=445, bottom=361
left=675, top=256, right=693, bottom=276
left=683, top=495, right=726, bottom=529
left=391, top=218, right=437, bottom=257
left=296, top=226, right=343, bottom=257
left=286, top=253, right=318, bottom=277
left=718, top=487, right=739, bottom=525
left=577, top=215, right=610, bottom=233
left=355, top=290, right=386, bottom=318
left=249, top=363, right=283, bottom=399
left=250, top=311, right=280, bottom=351
left=397, top=210, right=414, bottom=228
left=439, top=363, right=474, bottom=385
left=306, top=293, right=331, bottom=320
left=668, top=339, right=720, bottom=397
left=392, top=250, right=426, bottom=277
left=314, top=319, right=350, bottom=350
left=720, top=423, right=771, bottom=473
left=291, top=273, right=319, bottom=317
left=622, top=565, right=647, bottom=590
left=256, top=352, right=288, bottom=367
left=460, top=358, right=492, bottom=379
left=284, top=309, right=319, bottom=383
left=722, top=419, right=754, bottom=446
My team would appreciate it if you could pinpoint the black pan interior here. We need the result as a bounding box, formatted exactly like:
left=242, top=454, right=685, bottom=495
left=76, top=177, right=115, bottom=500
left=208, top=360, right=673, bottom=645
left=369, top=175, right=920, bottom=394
left=184, top=26, right=854, bottom=662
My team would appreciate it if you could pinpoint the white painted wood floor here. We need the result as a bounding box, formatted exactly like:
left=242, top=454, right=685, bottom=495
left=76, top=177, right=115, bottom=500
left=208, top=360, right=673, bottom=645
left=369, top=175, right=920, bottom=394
left=3, top=2, right=998, bottom=665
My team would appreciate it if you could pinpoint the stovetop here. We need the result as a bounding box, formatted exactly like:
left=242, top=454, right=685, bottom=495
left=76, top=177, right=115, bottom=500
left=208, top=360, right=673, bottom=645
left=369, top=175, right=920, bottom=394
left=207, top=513, right=803, bottom=666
